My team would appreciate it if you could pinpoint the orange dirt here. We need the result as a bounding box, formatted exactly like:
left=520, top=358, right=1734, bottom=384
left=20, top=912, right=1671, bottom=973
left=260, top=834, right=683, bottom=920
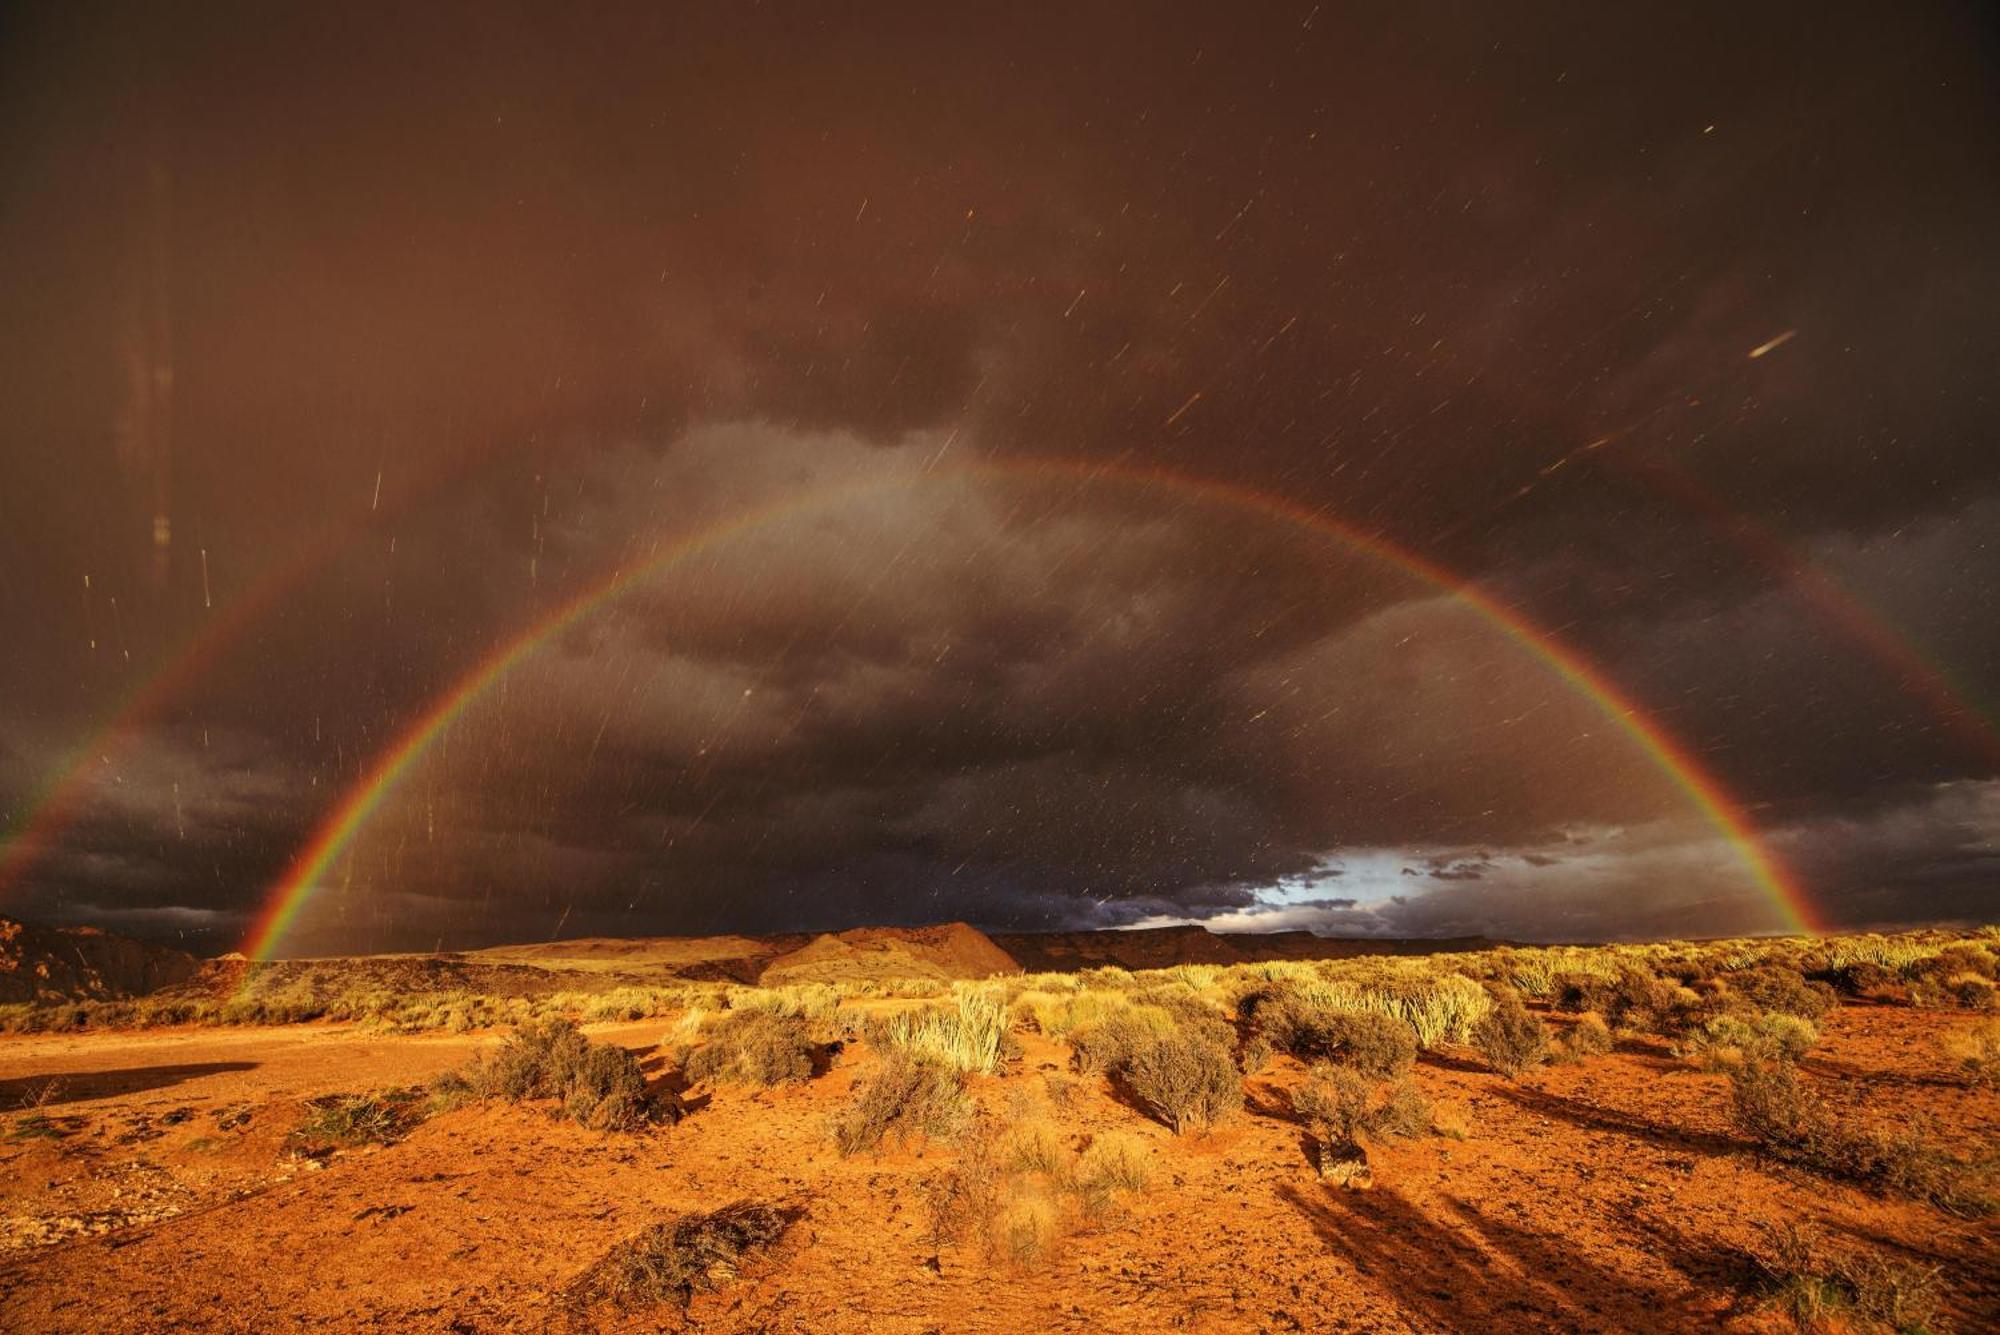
left=1, top=1007, right=1993, bottom=1332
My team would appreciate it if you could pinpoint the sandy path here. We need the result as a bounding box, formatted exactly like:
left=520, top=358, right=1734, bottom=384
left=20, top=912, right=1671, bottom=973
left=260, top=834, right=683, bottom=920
left=0, top=1020, right=668, bottom=1114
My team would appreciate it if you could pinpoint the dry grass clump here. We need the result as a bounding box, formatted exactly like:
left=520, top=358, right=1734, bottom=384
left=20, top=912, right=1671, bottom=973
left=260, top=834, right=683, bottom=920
left=726, top=983, right=842, bottom=1032
left=871, top=987, right=1010, bottom=1075
left=1943, top=1017, right=2000, bottom=1089
left=921, top=1118, right=1156, bottom=1267
left=1729, top=1059, right=1990, bottom=1215
left=1747, top=1220, right=1945, bottom=1333
left=434, top=1019, right=666, bottom=1131
left=831, top=1051, right=973, bottom=1156
left=1000, top=1117, right=1067, bottom=1174
left=561, top=1201, right=799, bottom=1315
left=289, top=1090, right=425, bottom=1150
left=683, top=1008, right=820, bottom=1087
left=1470, top=988, right=1548, bottom=1078
left=1076, top=1130, right=1154, bottom=1192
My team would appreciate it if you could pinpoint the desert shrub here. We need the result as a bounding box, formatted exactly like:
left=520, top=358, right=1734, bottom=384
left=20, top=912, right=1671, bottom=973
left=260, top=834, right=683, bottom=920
left=1471, top=989, right=1547, bottom=1078
left=1729, top=1060, right=1989, bottom=1214
left=831, top=1051, right=972, bottom=1156
left=1121, top=1026, right=1243, bottom=1134
left=684, top=1009, right=818, bottom=1086
left=562, top=1201, right=798, bottom=1313
left=1911, top=972, right=1998, bottom=1012
left=1293, top=1065, right=1373, bottom=1147
left=1829, top=960, right=1900, bottom=998
left=1131, top=985, right=1235, bottom=1046
left=1916, top=944, right=1997, bottom=981
left=1293, top=1066, right=1452, bottom=1149
left=872, top=988, right=1010, bottom=1075
left=1552, top=1012, right=1613, bottom=1063
left=1682, top=1011, right=1819, bottom=1073
left=289, top=1090, right=424, bottom=1149
left=1748, top=1220, right=1944, bottom=1334
left=1723, top=967, right=1837, bottom=1023
left=1554, top=963, right=1674, bottom=1033
left=1076, top=1131, right=1153, bottom=1193
left=1066, top=1003, right=1178, bottom=1076
left=1944, top=1018, right=2000, bottom=1089
left=1240, top=984, right=1416, bottom=1077
left=437, top=1019, right=666, bottom=1130
left=1372, top=1079, right=1442, bottom=1139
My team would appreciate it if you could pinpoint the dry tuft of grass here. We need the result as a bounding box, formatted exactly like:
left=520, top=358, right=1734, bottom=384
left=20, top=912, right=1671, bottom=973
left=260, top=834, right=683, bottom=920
left=561, top=1201, right=799, bottom=1315
left=1747, top=1220, right=1945, bottom=1333
left=831, top=1051, right=973, bottom=1156
left=289, top=1090, right=425, bottom=1150
left=1943, top=1017, right=2000, bottom=1089
left=872, top=987, right=1011, bottom=1075
left=1729, top=1059, right=1991, bottom=1215
left=1001, top=1117, right=1067, bottom=1175
left=1076, top=1130, right=1154, bottom=1193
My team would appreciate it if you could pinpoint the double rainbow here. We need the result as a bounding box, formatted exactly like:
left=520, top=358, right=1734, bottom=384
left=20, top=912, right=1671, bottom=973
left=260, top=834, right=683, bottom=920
left=240, top=458, right=1820, bottom=959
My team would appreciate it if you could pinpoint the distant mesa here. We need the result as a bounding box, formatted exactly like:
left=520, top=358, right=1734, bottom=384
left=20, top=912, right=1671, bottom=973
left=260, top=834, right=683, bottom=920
left=0, top=915, right=200, bottom=1004
left=0, top=913, right=1505, bottom=1005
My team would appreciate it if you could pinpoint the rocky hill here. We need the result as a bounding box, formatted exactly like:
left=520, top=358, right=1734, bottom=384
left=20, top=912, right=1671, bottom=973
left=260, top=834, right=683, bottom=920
left=758, top=922, right=1021, bottom=986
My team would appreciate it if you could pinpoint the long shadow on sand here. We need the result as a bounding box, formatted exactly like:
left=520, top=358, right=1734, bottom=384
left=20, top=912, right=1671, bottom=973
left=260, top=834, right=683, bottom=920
left=1490, top=1083, right=1743, bottom=1156
left=1, top=1062, right=258, bottom=1109
left=1278, top=1182, right=1720, bottom=1332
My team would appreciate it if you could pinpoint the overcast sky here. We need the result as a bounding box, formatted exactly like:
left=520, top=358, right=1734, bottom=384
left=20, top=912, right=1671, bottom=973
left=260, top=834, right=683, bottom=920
left=1, top=2, right=1995, bottom=954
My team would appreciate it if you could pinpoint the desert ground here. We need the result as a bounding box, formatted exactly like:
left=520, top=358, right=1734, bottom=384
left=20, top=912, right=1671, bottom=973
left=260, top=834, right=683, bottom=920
left=1, top=925, right=1995, bottom=1333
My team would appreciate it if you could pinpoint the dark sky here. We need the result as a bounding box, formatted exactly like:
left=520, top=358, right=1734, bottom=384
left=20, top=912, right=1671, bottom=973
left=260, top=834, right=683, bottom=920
left=1, top=2, right=1995, bottom=954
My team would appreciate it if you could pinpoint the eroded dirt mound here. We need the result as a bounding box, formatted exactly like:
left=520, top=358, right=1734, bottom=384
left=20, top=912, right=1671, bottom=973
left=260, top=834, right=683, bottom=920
left=0, top=917, right=199, bottom=1003
left=759, top=922, right=1019, bottom=985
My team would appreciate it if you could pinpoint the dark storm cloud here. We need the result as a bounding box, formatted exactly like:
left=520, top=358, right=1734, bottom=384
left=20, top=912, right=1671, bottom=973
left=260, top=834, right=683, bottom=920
left=1, top=2, right=1995, bottom=950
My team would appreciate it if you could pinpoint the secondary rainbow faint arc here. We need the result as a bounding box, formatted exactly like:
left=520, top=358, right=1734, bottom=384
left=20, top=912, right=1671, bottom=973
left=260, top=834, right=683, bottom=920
left=242, top=459, right=1817, bottom=959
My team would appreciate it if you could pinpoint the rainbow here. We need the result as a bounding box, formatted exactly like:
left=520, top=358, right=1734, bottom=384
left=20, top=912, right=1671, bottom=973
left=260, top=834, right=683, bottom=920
left=1626, top=457, right=2000, bottom=767
left=0, top=539, right=331, bottom=899
left=241, top=459, right=1819, bottom=959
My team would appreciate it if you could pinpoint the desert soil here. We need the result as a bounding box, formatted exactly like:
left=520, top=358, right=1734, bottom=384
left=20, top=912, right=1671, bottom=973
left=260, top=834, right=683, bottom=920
left=1, top=1007, right=1994, bottom=1333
